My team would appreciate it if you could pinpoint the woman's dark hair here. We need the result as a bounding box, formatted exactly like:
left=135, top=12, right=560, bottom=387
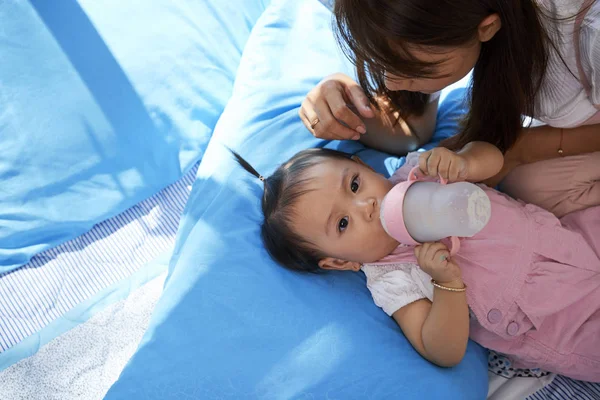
left=333, top=0, right=556, bottom=153
left=231, top=148, right=354, bottom=272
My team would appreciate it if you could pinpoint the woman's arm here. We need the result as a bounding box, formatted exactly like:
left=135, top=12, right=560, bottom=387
left=360, top=96, right=439, bottom=155
left=486, top=124, right=600, bottom=187
left=300, top=73, right=437, bottom=154
left=393, top=279, right=469, bottom=367
left=517, top=124, right=600, bottom=163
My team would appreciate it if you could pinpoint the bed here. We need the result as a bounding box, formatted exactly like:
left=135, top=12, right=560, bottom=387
left=1, top=0, right=599, bottom=399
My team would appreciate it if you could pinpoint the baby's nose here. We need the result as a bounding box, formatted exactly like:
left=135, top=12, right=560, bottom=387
left=360, top=197, right=377, bottom=221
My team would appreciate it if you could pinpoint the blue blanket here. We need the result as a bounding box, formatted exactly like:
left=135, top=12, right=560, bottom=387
left=0, top=0, right=269, bottom=271
left=106, top=0, right=488, bottom=399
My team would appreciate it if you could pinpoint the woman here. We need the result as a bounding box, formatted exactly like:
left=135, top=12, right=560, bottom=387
left=302, top=0, right=600, bottom=217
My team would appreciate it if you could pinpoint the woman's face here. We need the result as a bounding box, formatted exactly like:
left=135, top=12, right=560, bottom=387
left=384, top=40, right=481, bottom=94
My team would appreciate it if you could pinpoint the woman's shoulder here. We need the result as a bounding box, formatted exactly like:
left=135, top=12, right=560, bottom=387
left=534, top=0, right=600, bottom=125
left=535, top=0, right=588, bottom=17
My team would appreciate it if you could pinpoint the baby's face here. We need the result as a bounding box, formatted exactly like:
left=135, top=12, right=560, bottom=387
left=292, top=158, right=399, bottom=269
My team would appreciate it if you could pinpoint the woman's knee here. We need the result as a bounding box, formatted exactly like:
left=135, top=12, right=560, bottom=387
left=499, top=152, right=600, bottom=217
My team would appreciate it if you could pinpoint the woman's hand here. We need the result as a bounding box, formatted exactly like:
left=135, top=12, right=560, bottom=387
left=415, top=242, right=462, bottom=286
left=300, top=73, right=375, bottom=140
left=418, top=147, right=469, bottom=182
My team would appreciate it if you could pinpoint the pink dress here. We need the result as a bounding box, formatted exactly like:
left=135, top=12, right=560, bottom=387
left=362, top=154, right=600, bottom=382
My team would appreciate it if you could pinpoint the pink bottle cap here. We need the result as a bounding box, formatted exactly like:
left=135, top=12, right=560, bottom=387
left=380, top=179, right=420, bottom=246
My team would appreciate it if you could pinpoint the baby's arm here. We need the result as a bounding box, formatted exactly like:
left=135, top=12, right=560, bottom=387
left=457, top=141, right=504, bottom=182
left=393, top=287, right=469, bottom=367
left=394, top=243, right=469, bottom=367
left=419, top=141, right=504, bottom=183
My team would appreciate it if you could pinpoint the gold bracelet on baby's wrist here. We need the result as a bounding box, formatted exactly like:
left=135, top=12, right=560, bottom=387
left=431, top=279, right=467, bottom=292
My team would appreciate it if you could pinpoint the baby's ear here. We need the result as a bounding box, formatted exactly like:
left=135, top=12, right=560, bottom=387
left=318, top=257, right=361, bottom=272
left=351, top=155, right=374, bottom=171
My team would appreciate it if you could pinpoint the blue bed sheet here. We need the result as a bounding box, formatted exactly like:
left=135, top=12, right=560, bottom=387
left=0, top=0, right=270, bottom=272
left=106, top=0, right=487, bottom=399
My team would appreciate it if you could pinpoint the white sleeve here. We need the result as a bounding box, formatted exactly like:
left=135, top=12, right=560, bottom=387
left=587, top=24, right=600, bottom=106
left=362, top=263, right=428, bottom=316
left=428, top=91, right=441, bottom=103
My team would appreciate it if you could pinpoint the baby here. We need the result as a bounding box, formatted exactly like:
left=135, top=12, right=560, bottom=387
left=233, top=141, right=600, bottom=382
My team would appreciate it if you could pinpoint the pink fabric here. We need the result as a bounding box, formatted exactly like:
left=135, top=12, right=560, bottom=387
left=390, top=151, right=421, bottom=185
left=376, top=178, right=600, bottom=381
left=380, top=170, right=421, bottom=246
left=500, top=151, right=600, bottom=218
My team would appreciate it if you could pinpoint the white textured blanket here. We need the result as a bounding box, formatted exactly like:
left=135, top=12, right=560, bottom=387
left=0, top=273, right=165, bottom=400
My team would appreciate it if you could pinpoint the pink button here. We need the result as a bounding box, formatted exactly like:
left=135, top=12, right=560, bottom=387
left=507, top=322, right=520, bottom=336
left=487, top=309, right=502, bottom=324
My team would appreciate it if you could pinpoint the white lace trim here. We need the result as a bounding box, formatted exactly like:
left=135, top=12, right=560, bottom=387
left=362, top=262, right=416, bottom=280
left=361, top=262, right=432, bottom=316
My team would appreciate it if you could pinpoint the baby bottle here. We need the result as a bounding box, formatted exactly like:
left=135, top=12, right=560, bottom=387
left=380, top=167, right=492, bottom=248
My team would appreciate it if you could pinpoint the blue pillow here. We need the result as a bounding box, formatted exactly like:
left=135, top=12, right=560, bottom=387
left=0, top=0, right=270, bottom=272
left=106, top=0, right=487, bottom=398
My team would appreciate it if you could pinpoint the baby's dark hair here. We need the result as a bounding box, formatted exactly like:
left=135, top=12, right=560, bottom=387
left=231, top=148, right=354, bottom=272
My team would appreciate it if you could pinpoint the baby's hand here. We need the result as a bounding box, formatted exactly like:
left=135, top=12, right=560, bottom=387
left=418, top=148, right=469, bottom=182
left=415, top=242, right=462, bottom=285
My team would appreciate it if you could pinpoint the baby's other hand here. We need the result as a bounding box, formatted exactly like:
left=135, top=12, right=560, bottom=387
left=418, top=148, right=469, bottom=182
left=415, top=242, right=462, bottom=285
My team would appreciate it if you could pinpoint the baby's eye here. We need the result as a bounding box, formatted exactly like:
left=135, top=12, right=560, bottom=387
left=338, top=217, right=349, bottom=232
left=350, top=175, right=360, bottom=193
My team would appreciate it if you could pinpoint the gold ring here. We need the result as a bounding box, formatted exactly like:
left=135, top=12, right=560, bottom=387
left=310, top=118, right=320, bottom=129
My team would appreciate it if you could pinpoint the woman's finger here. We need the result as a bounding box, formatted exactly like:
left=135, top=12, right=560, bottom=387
left=344, top=83, right=375, bottom=119
left=299, top=108, right=320, bottom=137
left=301, top=86, right=355, bottom=140
left=300, top=95, right=332, bottom=135
left=323, top=84, right=366, bottom=136
left=299, top=103, right=341, bottom=139
left=299, top=98, right=319, bottom=133
left=312, top=97, right=358, bottom=140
